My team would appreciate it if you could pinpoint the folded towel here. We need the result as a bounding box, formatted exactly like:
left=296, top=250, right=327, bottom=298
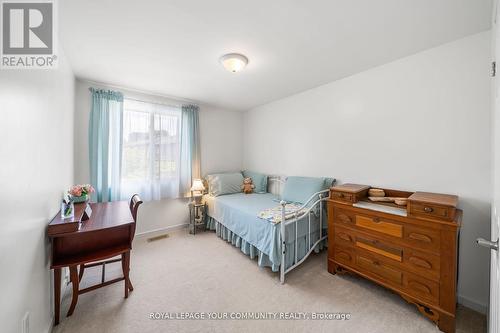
left=258, top=203, right=306, bottom=224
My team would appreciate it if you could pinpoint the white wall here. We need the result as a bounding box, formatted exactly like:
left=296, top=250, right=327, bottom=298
left=243, top=31, right=492, bottom=312
left=74, top=79, right=243, bottom=234
left=0, top=53, right=75, bottom=332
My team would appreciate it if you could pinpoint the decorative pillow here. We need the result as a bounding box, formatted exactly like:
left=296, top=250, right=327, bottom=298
left=282, top=176, right=329, bottom=204
left=206, top=172, right=244, bottom=196
left=242, top=170, right=268, bottom=193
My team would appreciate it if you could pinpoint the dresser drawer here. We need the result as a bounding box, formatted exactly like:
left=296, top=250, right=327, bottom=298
left=356, top=254, right=403, bottom=285
left=355, top=215, right=403, bottom=238
left=351, top=232, right=440, bottom=281
left=334, top=246, right=355, bottom=266
left=355, top=236, right=403, bottom=262
left=334, top=226, right=356, bottom=247
left=404, top=225, right=440, bottom=253
left=331, top=191, right=354, bottom=204
left=403, top=273, right=439, bottom=304
left=407, top=191, right=458, bottom=222
left=408, top=202, right=454, bottom=221
left=403, top=249, right=440, bottom=281
left=334, top=209, right=355, bottom=227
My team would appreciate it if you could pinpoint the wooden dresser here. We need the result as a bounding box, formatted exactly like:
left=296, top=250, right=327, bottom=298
left=327, top=184, right=461, bottom=333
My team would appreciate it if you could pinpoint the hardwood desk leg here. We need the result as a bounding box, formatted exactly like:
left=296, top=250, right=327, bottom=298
left=127, top=251, right=134, bottom=292
left=78, top=264, right=85, bottom=282
left=67, top=266, right=79, bottom=316
left=122, top=251, right=131, bottom=298
left=54, top=268, right=61, bottom=325
left=121, top=253, right=126, bottom=297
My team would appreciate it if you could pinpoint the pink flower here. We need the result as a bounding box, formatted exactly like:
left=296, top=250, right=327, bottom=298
left=68, top=184, right=95, bottom=197
left=69, top=185, right=82, bottom=197
left=84, top=184, right=95, bottom=193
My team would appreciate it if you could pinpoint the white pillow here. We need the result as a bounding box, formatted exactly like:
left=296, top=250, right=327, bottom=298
left=206, top=172, right=244, bottom=196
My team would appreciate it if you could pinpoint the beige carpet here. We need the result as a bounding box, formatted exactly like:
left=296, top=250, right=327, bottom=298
left=52, top=229, right=485, bottom=333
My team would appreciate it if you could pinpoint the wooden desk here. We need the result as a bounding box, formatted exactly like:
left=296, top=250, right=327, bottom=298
left=48, top=201, right=135, bottom=325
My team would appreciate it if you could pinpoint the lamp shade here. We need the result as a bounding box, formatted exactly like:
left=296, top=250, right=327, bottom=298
left=191, top=179, right=205, bottom=192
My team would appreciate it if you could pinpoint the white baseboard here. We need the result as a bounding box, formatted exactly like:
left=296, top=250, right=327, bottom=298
left=458, top=294, right=488, bottom=314
left=135, top=223, right=188, bottom=238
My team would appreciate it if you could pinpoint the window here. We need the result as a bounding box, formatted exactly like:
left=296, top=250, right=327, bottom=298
left=120, top=98, right=182, bottom=201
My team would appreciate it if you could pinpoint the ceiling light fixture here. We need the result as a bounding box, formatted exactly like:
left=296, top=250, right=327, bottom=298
left=219, top=53, right=248, bottom=73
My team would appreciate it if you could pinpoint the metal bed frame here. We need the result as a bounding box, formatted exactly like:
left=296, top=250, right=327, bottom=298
left=268, top=177, right=333, bottom=284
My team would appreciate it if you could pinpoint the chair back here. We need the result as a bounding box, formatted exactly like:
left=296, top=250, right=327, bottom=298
left=129, top=194, right=143, bottom=222
left=129, top=194, right=143, bottom=243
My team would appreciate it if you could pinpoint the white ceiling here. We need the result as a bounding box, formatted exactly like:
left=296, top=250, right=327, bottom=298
left=60, top=0, right=492, bottom=111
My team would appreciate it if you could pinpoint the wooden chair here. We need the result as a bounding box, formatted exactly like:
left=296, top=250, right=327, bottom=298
left=75, top=194, right=143, bottom=300
left=124, top=194, right=143, bottom=295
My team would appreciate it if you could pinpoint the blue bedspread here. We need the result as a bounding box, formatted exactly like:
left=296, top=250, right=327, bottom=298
left=205, top=193, right=325, bottom=271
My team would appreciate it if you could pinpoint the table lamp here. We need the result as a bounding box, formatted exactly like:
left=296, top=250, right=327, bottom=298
left=191, top=179, right=205, bottom=204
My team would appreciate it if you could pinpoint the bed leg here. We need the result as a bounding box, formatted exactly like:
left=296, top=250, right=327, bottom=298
left=280, top=240, right=286, bottom=284
left=280, top=201, right=287, bottom=284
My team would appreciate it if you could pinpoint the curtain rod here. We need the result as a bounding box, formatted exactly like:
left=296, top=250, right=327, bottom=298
left=80, top=78, right=201, bottom=106
left=124, top=96, right=184, bottom=109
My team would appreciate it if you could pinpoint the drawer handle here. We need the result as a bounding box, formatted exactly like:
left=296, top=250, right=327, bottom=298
left=361, top=238, right=380, bottom=246
left=408, top=281, right=432, bottom=295
left=409, top=256, right=432, bottom=269
left=408, top=232, right=432, bottom=243
left=373, top=260, right=380, bottom=266
left=423, top=207, right=434, bottom=213
left=337, top=232, right=352, bottom=242
left=372, top=217, right=381, bottom=223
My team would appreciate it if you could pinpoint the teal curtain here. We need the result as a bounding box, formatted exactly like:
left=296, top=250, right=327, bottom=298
left=179, top=104, right=201, bottom=197
left=89, top=88, right=123, bottom=202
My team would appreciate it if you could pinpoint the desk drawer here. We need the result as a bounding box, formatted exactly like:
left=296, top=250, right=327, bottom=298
left=355, top=215, right=403, bottom=238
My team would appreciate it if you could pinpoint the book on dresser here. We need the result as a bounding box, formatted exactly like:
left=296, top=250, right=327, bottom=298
left=327, top=183, right=461, bottom=333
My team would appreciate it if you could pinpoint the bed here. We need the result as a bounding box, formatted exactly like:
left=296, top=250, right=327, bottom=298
left=204, top=174, right=334, bottom=283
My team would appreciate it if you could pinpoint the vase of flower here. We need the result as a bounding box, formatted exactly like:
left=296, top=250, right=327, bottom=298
left=68, top=184, right=95, bottom=203
left=72, top=193, right=88, bottom=203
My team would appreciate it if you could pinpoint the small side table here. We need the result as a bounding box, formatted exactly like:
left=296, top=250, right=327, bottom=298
left=189, top=201, right=207, bottom=234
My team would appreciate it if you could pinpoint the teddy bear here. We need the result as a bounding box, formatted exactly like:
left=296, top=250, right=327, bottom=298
left=241, top=177, right=255, bottom=194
